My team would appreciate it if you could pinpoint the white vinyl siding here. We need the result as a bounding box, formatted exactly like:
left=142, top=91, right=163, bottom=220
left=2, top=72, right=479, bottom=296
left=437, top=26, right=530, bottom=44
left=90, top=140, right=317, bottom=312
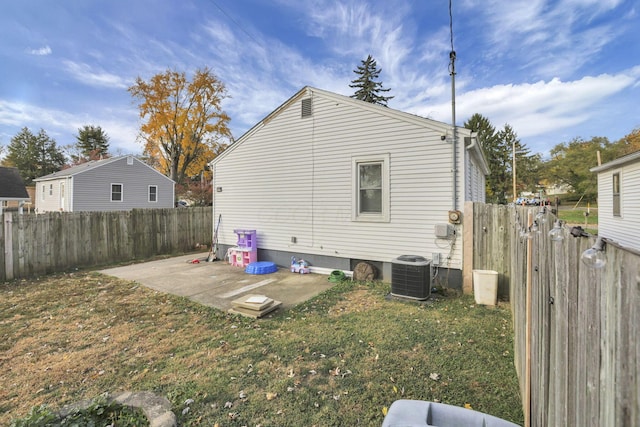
left=213, top=88, right=471, bottom=269
left=596, top=159, right=640, bottom=251
left=72, top=157, right=174, bottom=211
left=149, top=185, right=158, bottom=203
left=467, top=159, right=485, bottom=202
left=111, top=183, right=123, bottom=202
left=36, top=178, right=66, bottom=212
left=35, top=156, right=175, bottom=212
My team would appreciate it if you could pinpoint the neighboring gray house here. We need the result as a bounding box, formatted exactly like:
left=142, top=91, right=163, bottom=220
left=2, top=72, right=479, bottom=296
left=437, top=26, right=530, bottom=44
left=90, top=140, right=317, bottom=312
left=0, top=166, right=30, bottom=214
left=591, top=150, right=640, bottom=252
left=34, top=155, right=175, bottom=212
left=211, top=87, right=489, bottom=286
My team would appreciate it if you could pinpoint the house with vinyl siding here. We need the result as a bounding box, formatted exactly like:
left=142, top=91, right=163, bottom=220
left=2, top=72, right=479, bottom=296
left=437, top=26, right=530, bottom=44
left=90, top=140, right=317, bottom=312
left=0, top=166, right=31, bottom=214
left=211, top=86, right=489, bottom=286
left=34, top=155, right=175, bottom=212
left=591, top=150, right=640, bottom=252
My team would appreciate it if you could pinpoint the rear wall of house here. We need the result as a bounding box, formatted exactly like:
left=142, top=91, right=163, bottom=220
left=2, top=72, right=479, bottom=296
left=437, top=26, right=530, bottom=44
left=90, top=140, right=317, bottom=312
left=73, top=158, right=174, bottom=212
left=213, top=92, right=464, bottom=280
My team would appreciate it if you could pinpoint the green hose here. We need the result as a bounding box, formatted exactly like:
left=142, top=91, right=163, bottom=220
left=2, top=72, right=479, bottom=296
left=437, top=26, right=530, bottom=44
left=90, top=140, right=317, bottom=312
left=328, top=270, right=346, bottom=283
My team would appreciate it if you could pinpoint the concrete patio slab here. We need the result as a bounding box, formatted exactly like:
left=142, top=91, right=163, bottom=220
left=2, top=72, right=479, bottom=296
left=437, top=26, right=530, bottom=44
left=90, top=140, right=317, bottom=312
left=99, top=253, right=337, bottom=313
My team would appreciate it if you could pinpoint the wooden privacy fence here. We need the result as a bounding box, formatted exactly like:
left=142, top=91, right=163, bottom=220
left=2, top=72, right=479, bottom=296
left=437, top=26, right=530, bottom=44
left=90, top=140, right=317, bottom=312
left=1, top=208, right=212, bottom=281
left=470, top=202, right=639, bottom=427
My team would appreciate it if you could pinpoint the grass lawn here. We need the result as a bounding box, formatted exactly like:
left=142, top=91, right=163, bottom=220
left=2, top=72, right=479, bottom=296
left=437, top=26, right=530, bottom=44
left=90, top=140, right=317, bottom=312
left=1, top=272, right=523, bottom=426
left=556, top=205, right=598, bottom=235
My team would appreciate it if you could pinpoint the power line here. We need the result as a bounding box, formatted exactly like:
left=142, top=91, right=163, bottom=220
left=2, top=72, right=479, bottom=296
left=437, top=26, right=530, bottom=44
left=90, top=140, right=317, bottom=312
left=206, top=0, right=264, bottom=48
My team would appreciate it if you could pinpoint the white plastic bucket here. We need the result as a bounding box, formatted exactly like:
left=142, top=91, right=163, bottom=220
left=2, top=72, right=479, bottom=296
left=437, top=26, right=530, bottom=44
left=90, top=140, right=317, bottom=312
left=472, top=270, right=499, bottom=306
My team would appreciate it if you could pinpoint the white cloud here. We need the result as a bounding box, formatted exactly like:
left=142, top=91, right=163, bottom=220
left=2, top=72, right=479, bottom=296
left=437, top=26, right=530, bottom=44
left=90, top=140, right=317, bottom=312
left=198, top=15, right=351, bottom=137
left=28, top=46, right=52, bottom=56
left=63, top=61, right=130, bottom=89
left=0, top=99, right=140, bottom=154
left=462, top=0, right=627, bottom=79
left=406, top=69, right=638, bottom=154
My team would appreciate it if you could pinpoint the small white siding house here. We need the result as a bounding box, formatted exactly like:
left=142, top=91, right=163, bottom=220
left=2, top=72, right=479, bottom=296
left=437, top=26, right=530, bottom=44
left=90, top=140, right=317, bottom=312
left=211, top=87, right=489, bottom=286
left=34, top=156, right=175, bottom=212
left=591, top=150, right=640, bottom=252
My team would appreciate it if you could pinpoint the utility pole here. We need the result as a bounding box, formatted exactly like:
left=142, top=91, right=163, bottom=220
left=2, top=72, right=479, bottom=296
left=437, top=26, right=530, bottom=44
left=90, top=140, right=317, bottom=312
left=512, top=137, right=517, bottom=202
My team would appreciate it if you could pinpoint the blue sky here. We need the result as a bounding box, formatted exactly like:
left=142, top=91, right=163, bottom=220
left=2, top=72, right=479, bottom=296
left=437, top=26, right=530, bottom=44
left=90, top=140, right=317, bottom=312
left=1, top=0, right=638, bottom=159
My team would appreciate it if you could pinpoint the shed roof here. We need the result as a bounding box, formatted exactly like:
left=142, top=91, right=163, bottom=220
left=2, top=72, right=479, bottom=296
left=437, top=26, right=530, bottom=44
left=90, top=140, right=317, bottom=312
left=0, top=167, right=30, bottom=200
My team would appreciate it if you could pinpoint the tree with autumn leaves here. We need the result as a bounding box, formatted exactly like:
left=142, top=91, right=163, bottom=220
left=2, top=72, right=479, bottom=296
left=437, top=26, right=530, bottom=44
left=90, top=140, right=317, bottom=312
left=546, top=129, right=640, bottom=202
left=128, top=67, right=231, bottom=186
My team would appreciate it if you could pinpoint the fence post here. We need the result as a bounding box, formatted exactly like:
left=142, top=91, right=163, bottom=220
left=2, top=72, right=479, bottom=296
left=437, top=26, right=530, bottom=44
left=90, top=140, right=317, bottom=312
left=462, top=201, right=474, bottom=294
left=4, top=212, right=13, bottom=280
left=525, top=210, right=533, bottom=427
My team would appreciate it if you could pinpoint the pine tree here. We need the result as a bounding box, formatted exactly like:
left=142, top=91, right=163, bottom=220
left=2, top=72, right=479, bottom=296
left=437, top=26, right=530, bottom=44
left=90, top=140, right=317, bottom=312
left=349, top=55, right=394, bottom=106
left=75, top=125, right=110, bottom=161
left=4, top=127, right=65, bottom=185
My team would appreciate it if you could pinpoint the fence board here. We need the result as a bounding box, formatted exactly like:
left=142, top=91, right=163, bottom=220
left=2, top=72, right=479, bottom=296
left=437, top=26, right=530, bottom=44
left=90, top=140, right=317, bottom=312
left=616, top=249, right=639, bottom=425
left=470, top=203, right=639, bottom=427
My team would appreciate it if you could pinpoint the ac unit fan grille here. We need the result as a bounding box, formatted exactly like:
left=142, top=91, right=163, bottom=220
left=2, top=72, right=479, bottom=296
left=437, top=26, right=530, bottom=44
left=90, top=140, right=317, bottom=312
left=391, top=259, right=431, bottom=300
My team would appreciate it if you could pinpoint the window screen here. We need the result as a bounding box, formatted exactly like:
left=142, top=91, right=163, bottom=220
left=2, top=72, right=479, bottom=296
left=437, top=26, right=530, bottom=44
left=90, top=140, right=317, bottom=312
left=359, top=163, right=383, bottom=213
left=613, top=172, right=620, bottom=217
left=149, top=185, right=157, bottom=202
left=111, top=184, right=123, bottom=202
left=352, top=154, right=389, bottom=222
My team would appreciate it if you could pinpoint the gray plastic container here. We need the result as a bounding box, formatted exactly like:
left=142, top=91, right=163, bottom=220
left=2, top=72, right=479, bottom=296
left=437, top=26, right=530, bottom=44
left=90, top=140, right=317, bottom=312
left=381, top=399, right=521, bottom=427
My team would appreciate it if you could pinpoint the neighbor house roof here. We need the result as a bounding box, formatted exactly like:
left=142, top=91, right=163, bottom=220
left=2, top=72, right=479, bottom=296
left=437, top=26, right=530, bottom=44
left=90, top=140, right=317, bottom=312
left=590, top=150, right=640, bottom=173
left=0, top=167, right=30, bottom=200
left=212, top=86, right=490, bottom=175
left=34, top=155, right=175, bottom=184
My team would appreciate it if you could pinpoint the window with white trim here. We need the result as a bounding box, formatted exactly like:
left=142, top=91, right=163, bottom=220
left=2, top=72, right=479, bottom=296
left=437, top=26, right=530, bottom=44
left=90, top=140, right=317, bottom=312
left=613, top=172, right=621, bottom=217
left=41, top=184, right=45, bottom=201
left=49, top=184, right=53, bottom=196
left=352, top=154, right=390, bottom=222
left=111, top=183, right=123, bottom=202
left=149, top=185, right=157, bottom=202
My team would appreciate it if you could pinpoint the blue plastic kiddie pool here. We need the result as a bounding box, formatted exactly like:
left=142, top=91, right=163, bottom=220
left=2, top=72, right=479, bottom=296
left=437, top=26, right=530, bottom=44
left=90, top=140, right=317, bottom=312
left=245, top=261, right=278, bottom=274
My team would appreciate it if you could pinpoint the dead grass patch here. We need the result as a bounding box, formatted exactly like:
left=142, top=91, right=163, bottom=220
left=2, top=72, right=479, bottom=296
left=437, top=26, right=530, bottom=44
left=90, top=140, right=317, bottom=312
left=327, top=288, right=381, bottom=317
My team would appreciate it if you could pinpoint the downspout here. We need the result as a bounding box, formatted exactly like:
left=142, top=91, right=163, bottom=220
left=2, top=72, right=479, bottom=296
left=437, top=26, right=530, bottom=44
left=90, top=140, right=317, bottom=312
left=465, top=131, right=477, bottom=151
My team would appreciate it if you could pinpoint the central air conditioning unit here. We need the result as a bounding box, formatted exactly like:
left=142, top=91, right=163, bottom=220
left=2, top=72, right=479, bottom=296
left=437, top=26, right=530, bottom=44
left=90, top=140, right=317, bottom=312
left=391, top=255, right=432, bottom=300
